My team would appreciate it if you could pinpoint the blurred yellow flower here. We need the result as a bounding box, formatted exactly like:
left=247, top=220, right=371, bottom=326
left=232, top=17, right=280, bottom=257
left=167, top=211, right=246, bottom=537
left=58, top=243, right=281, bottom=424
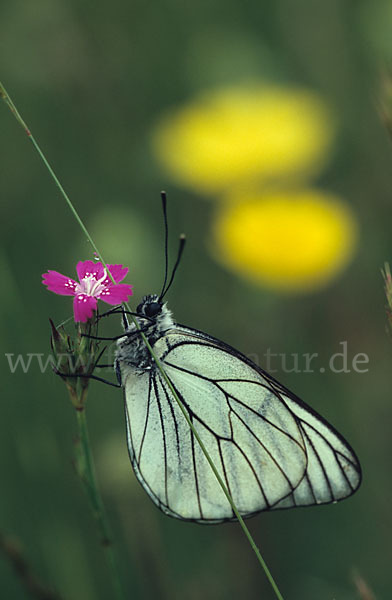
left=152, top=85, right=334, bottom=194
left=212, top=190, right=358, bottom=291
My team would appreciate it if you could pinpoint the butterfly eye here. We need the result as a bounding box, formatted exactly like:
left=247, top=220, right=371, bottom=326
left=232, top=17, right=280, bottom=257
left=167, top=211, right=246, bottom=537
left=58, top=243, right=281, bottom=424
left=144, top=302, right=162, bottom=318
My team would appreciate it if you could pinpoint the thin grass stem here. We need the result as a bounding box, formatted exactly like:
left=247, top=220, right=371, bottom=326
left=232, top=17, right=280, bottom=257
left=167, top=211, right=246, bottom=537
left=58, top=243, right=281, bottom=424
left=0, top=81, right=106, bottom=268
left=1, top=81, right=284, bottom=600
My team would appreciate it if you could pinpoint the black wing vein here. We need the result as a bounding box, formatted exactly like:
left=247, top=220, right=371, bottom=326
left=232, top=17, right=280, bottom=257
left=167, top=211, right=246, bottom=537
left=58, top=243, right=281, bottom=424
left=153, top=375, right=169, bottom=507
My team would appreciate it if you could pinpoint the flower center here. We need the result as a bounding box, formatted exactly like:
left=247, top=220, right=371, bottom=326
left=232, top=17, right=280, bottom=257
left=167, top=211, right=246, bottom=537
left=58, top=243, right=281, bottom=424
left=76, top=270, right=108, bottom=297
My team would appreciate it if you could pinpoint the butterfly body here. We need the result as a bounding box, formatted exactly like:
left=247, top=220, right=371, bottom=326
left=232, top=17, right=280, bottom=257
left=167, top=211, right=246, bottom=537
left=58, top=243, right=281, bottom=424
left=115, top=295, right=361, bottom=524
left=115, top=294, right=173, bottom=373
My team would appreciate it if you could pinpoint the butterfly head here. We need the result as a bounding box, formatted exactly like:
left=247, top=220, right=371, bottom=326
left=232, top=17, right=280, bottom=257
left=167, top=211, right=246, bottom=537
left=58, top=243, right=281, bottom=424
left=136, top=294, right=162, bottom=317
left=135, top=294, right=174, bottom=333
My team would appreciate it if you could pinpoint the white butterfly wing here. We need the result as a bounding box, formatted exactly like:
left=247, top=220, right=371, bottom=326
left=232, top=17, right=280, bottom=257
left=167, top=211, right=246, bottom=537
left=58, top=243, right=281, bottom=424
left=272, top=394, right=361, bottom=509
left=121, top=326, right=361, bottom=523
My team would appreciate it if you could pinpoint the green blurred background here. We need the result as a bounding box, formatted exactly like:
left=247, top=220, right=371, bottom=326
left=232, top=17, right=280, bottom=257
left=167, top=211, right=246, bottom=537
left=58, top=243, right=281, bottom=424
left=1, top=1, right=392, bottom=598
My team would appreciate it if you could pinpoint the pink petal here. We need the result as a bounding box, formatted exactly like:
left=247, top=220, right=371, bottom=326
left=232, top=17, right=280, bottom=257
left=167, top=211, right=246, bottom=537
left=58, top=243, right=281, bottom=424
left=98, top=283, right=133, bottom=305
left=76, top=260, right=105, bottom=282
left=73, top=294, right=98, bottom=322
left=42, top=270, right=78, bottom=296
left=107, top=264, right=129, bottom=284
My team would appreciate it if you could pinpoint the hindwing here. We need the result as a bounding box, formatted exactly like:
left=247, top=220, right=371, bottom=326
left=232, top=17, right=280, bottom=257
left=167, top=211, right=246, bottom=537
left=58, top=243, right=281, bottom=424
left=121, top=326, right=361, bottom=523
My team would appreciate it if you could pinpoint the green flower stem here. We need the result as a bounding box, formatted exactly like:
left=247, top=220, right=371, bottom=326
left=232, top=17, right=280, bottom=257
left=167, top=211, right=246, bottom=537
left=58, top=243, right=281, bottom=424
left=75, top=408, right=125, bottom=600
left=1, top=80, right=285, bottom=600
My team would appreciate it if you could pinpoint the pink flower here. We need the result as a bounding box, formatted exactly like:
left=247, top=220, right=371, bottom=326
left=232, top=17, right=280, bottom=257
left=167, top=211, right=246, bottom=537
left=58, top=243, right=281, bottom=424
left=42, top=260, right=133, bottom=323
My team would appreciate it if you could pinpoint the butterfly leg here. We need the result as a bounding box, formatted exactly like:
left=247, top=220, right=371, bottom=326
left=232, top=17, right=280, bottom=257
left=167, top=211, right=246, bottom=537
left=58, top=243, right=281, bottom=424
left=53, top=365, right=121, bottom=388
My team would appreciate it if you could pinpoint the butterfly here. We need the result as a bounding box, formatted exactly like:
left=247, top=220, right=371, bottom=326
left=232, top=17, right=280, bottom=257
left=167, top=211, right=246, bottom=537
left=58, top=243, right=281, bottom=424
left=112, top=193, right=361, bottom=524
left=114, top=293, right=361, bottom=524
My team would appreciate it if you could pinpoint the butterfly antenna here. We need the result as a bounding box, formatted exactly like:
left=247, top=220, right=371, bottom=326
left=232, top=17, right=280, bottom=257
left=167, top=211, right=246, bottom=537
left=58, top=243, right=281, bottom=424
left=160, top=234, right=186, bottom=300
left=159, top=191, right=170, bottom=299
